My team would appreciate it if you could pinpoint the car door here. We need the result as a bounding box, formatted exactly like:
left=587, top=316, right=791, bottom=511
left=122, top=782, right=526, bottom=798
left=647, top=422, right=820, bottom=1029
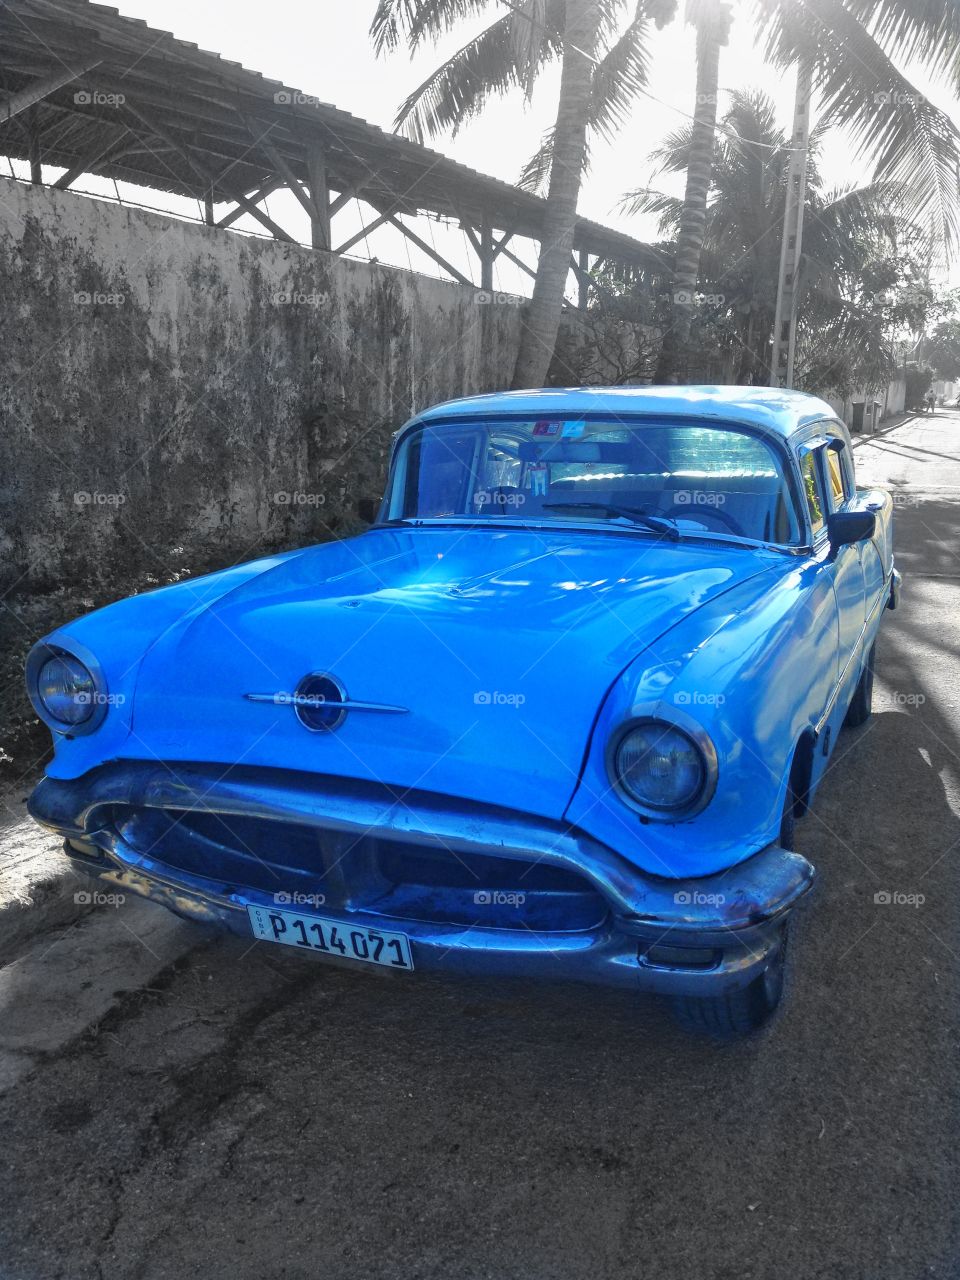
left=797, top=435, right=865, bottom=684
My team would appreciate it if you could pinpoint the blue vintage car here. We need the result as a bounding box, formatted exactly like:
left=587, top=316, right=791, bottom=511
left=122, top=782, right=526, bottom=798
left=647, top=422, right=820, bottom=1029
left=27, top=386, right=899, bottom=1035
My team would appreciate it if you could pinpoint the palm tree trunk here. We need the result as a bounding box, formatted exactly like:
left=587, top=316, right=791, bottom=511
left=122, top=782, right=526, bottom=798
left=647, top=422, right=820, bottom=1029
left=653, top=3, right=728, bottom=384
left=512, top=0, right=602, bottom=390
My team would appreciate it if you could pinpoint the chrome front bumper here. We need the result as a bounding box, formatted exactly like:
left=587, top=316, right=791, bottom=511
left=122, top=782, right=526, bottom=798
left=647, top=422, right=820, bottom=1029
left=29, top=762, right=815, bottom=998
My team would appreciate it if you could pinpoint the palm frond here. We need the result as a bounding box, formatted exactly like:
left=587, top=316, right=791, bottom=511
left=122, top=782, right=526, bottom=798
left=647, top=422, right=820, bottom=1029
left=370, top=0, right=493, bottom=55
left=392, top=15, right=528, bottom=141
left=517, top=128, right=556, bottom=194
left=590, top=0, right=657, bottom=143
left=618, top=186, right=684, bottom=234
left=519, top=1, right=670, bottom=192
left=753, top=0, right=960, bottom=258
left=841, top=0, right=960, bottom=93
left=508, top=0, right=551, bottom=101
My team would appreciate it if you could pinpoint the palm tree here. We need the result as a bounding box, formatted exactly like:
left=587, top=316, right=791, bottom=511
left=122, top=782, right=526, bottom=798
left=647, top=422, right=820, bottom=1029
left=622, top=91, right=930, bottom=391
left=652, top=0, right=731, bottom=383
left=371, top=0, right=677, bottom=389
left=637, top=0, right=960, bottom=385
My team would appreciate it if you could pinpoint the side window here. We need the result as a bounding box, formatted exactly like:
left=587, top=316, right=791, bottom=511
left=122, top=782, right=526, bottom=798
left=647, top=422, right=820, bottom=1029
left=826, top=444, right=849, bottom=510
left=799, top=450, right=826, bottom=537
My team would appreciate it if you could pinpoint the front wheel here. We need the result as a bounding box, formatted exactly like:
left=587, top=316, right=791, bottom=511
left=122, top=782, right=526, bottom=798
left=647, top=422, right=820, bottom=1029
left=671, top=926, right=788, bottom=1038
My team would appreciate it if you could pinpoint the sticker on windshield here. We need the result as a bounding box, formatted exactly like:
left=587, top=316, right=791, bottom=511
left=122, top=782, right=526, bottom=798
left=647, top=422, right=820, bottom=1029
left=561, top=420, right=587, bottom=439
left=527, top=461, right=549, bottom=496
left=533, top=420, right=561, bottom=437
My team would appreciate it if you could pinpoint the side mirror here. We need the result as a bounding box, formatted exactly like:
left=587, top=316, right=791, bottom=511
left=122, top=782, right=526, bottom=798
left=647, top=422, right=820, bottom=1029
left=357, top=497, right=379, bottom=524
left=827, top=509, right=875, bottom=554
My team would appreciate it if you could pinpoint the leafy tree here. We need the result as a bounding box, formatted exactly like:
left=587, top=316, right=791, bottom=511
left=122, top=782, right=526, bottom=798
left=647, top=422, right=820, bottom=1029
left=904, top=364, right=935, bottom=409
left=922, top=316, right=960, bottom=381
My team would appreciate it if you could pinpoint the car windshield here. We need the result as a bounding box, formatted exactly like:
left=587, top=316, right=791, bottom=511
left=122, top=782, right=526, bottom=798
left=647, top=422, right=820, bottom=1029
left=384, top=417, right=802, bottom=545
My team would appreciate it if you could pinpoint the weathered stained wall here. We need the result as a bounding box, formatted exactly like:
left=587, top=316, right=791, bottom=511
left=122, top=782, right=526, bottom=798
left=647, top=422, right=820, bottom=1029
left=0, top=176, right=522, bottom=598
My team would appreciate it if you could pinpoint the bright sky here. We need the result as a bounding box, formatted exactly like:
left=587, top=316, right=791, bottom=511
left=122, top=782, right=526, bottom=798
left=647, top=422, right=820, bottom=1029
left=14, top=0, right=959, bottom=288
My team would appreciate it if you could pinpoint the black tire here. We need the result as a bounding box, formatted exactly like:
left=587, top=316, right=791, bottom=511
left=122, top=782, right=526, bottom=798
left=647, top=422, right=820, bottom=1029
left=671, top=925, right=788, bottom=1038
left=780, top=771, right=797, bottom=851
left=844, top=644, right=875, bottom=729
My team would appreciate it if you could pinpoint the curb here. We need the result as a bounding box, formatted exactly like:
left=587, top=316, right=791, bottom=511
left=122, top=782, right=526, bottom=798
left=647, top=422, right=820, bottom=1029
left=0, top=811, right=97, bottom=965
left=851, top=412, right=923, bottom=449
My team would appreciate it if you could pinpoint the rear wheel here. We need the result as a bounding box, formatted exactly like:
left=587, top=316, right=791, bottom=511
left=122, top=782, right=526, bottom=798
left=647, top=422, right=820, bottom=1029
left=844, top=644, right=875, bottom=728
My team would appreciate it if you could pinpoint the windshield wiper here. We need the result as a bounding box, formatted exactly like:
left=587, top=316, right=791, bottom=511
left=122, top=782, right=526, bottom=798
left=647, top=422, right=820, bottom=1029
left=541, top=501, right=680, bottom=540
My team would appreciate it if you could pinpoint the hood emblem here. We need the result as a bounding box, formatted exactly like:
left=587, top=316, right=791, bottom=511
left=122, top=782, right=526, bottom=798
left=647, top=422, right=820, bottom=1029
left=245, top=672, right=408, bottom=733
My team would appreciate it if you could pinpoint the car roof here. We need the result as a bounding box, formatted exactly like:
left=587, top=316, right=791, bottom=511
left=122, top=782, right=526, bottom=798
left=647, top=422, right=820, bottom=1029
left=413, top=385, right=841, bottom=440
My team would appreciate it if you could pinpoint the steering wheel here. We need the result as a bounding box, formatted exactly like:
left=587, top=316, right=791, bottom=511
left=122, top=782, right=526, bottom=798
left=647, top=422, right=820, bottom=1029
left=661, top=500, right=746, bottom=537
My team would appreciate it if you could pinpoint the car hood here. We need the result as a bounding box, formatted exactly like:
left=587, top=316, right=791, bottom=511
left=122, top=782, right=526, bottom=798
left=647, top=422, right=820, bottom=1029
left=131, top=526, right=770, bottom=819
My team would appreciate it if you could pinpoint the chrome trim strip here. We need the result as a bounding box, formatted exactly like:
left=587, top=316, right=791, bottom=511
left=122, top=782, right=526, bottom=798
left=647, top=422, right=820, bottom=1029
left=244, top=692, right=408, bottom=714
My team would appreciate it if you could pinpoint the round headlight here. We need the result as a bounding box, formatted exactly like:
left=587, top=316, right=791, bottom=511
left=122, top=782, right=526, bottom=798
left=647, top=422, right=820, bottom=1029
left=613, top=721, right=708, bottom=813
left=37, top=654, right=96, bottom=726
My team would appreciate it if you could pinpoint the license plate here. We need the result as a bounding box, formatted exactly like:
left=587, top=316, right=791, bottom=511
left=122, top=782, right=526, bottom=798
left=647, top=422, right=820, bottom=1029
left=246, top=904, right=414, bottom=971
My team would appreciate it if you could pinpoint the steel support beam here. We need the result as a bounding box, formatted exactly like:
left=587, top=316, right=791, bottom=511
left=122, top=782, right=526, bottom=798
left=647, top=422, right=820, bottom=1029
left=216, top=178, right=282, bottom=228
left=498, top=244, right=536, bottom=280
left=383, top=214, right=473, bottom=288
left=124, top=102, right=293, bottom=242
left=26, top=106, right=41, bottom=183
left=52, top=129, right=127, bottom=189
left=258, top=136, right=315, bottom=221
left=480, top=216, right=494, bottom=293
left=0, top=59, right=101, bottom=124
left=306, top=143, right=331, bottom=250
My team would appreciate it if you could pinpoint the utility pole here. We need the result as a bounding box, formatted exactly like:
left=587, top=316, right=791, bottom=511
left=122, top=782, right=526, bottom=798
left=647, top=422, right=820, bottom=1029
left=770, top=62, right=813, bottom=388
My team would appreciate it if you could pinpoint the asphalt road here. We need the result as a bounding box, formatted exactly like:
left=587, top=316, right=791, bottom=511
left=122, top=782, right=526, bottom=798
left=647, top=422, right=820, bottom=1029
left=1, top=412, right=959, bottom=1280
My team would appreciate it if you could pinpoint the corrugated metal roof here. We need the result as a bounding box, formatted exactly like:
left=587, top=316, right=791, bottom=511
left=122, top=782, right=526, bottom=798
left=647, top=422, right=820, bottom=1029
left=0, top=0, right=667, bottom=269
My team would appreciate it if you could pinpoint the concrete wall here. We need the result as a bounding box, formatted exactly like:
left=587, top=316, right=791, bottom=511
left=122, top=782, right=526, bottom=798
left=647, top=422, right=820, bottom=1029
left=0, top=177, right=522, bottom=600
left=826, top=377, right=905, bottom=433
left=884, top=378, right=906, bottom=417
